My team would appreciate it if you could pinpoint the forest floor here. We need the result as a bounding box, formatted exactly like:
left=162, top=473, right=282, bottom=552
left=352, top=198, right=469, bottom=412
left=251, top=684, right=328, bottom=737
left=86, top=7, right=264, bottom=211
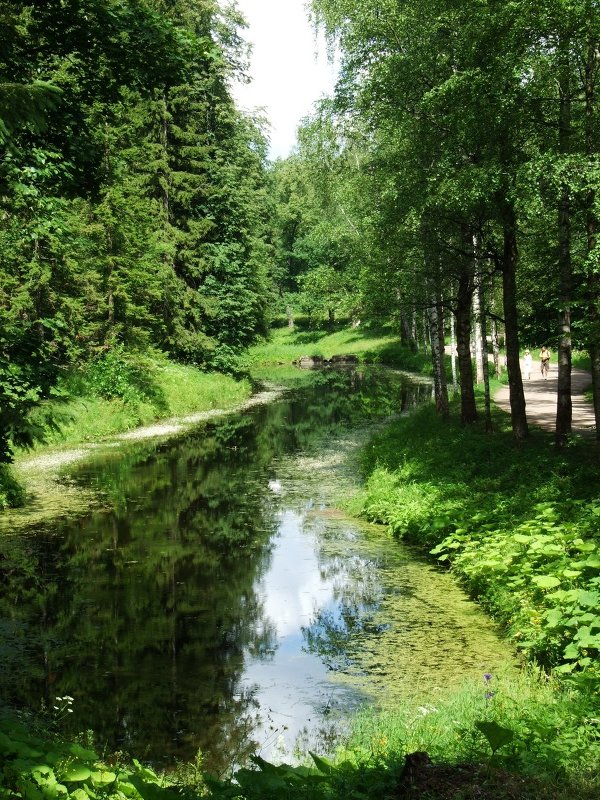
left=493, top=361, right=595, bottom=437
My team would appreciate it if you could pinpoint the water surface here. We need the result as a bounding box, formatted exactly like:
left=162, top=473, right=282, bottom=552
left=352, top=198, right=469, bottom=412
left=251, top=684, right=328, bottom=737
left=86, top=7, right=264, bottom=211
left=0, top=368, right=514, bottom=773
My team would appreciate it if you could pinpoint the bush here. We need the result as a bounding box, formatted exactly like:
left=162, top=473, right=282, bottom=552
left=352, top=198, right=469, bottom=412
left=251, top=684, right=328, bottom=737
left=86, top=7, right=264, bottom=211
left=83, top=345, right=167, bottom=409
left=0, top=465, right=25, bottom=509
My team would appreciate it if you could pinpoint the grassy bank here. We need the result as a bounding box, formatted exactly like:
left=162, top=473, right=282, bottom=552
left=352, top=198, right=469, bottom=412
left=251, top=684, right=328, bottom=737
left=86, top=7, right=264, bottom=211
left=246, top=321, right=432, bottom=373
left=352, top=399, right=600, bottom=675
left=328, top=394, right=600, bottom=793
left=3, top=667, right=597, bottom=800
left=1, top=349, right=251, bottom=508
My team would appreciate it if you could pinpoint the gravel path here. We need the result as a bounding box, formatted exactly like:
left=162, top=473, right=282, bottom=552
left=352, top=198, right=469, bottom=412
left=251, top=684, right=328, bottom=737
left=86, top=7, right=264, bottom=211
left=493, top=361, right=595, bottom=437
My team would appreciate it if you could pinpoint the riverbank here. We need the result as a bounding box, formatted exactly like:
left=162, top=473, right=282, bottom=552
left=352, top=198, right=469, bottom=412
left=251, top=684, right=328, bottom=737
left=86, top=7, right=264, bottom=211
left=0, top=354, right=255, bottom=514
left=346, top=395, right=600, bottom=794
left=245, top=322, right=432, bottom=373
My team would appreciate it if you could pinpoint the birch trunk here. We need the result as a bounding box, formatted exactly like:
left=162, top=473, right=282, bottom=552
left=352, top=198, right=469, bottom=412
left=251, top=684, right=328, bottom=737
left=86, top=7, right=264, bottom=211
left=450, top=308, right=458, bottom=390
left=427, top=294, right=449, bottom=419
left=491, top=314, right=501, bottom=379
left=456, top=270, right=477, bottom=424
left=476, top=268, right=493, bottom=432
left=472, top=256, right=485, bottom=385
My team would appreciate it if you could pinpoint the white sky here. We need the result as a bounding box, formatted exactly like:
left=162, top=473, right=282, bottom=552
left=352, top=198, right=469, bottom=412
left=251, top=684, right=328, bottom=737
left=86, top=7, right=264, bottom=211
left=230, top=0, right=337, bottom=160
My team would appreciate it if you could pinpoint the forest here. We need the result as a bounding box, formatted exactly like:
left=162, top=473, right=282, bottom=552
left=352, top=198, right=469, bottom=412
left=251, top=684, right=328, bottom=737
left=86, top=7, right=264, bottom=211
left=0, top=0, right=274, bottom=474
left=2, top=0, right=599, bottom=477
left=1, top=0, right=600, bottom=798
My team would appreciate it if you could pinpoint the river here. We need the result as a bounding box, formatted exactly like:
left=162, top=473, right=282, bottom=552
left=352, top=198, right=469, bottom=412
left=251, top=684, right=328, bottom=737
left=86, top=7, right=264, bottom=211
left=0, top=367, right=514, bottom=774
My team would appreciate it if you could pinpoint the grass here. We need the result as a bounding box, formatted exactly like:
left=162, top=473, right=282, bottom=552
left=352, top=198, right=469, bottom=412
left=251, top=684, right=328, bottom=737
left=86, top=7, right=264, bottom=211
left=20, top=358, right=251, bottom=453
left=343, top=668, right=600, bottom=798
left=245, top=321, right=432, bottom=373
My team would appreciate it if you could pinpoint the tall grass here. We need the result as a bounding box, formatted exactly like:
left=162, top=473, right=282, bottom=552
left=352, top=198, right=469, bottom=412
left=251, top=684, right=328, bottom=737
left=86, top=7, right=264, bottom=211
left=347, top=668, right=599, bottom=774
left=16, top=355, right=251, bottom=454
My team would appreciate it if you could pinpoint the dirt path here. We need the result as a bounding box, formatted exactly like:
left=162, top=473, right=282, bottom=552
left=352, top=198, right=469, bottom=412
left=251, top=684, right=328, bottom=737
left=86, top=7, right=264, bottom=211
left=493, top=361, right=595, bottom=437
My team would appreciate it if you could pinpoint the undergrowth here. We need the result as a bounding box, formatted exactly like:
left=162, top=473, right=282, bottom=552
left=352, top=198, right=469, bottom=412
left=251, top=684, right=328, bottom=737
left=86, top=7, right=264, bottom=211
left=354, top=397, right=600, bottom=680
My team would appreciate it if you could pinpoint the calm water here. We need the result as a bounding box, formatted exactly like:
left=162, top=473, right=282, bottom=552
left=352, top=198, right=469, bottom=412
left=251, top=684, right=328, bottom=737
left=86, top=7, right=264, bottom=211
left=0, top=368, right=514, bottom=773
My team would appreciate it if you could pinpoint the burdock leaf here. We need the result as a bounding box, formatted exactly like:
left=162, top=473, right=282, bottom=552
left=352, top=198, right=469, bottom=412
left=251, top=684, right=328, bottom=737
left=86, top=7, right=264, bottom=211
left=475, top=721, right=514, bottom=753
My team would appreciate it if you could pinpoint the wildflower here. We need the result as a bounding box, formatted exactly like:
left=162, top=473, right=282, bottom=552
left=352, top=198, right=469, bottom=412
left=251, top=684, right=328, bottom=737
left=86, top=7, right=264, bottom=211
left=483, top=673, right=493, bottom=683
left=485, top=691, right=495, bottom=700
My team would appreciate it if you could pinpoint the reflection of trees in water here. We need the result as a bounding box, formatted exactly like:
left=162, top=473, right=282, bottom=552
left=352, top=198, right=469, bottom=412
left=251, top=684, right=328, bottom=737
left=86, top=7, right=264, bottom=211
left=0, top=367, right=429, bottom=771
left=0, top=420, right=282, bottom=773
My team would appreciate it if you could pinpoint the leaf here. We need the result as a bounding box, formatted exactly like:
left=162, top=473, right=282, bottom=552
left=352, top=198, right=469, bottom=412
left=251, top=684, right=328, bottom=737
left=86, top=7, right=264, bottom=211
left=129, top=778, right=179, bottom=800
left=574, top=541, right=596, bottom=553
left=90, top=771, right=116, bottom=786
left=309, top=752, right=335, bottom=775
left=576, top=590, right=599, bottom=608
left=16, top=778, right=44, bottom=800
left=66, top=744, right=97, bottom=761
left=545, top=607, right=564, bottom=628
left=475, top=721, right=514, bottom=753
left=61, top=765, right=91, bottom=783
left=563, top=643, right=580, bottom=659
left=532, top=575, right=560, bottom=589
left=554, top=661, right=577, bottom=673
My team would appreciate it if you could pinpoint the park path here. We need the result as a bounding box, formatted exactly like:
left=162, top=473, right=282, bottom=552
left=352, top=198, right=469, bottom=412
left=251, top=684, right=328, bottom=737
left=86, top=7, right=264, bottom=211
left=493, top=360, right=596, bottom=437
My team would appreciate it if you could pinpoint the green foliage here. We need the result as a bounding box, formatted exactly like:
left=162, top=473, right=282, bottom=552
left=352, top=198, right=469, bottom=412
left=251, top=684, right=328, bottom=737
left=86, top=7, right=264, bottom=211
left=357, top=397, right=600, bottom=686
left=84, top=345, right=165, bottom=406
left=431, top=502, right=600, bottom=671
left=0, top=464, right=25, bottom=509
left=0, top=319, right=65, bottom=462
left=0, top=717, right=192, bottom=800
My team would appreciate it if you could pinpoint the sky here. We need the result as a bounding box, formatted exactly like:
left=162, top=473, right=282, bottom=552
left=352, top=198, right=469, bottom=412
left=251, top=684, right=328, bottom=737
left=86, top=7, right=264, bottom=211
left=230, top=0, right=338, bottom=160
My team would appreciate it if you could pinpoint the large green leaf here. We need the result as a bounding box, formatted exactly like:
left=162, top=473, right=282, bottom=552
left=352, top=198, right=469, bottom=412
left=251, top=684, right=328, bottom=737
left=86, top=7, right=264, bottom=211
left=61, top=765, right=91, bottom=783
left=532, top=575, right=560, bottom=589
left=475, top=721, right=514, bottom=753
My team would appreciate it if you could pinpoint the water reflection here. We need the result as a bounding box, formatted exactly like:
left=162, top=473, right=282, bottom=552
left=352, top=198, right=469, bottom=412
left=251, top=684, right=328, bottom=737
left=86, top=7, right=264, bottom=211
left=0, top=369, right=512, bottom=773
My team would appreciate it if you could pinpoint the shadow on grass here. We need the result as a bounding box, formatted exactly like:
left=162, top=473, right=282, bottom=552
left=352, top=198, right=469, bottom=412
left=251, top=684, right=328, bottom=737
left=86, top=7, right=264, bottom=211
left=288, top=323, right=397, bottom=347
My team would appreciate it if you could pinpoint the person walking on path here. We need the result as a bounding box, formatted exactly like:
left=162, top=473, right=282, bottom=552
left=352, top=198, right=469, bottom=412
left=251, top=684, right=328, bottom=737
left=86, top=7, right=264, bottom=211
left=539, top=346, right=551, bottom=379
left=523, top=349, right=532, bottom=380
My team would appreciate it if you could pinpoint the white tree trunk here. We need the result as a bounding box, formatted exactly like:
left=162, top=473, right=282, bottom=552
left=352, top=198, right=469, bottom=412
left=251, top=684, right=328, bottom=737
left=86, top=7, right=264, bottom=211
left=450, top=308, right=458, bottom=389
left=473, top=265, right=485, bottom=384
